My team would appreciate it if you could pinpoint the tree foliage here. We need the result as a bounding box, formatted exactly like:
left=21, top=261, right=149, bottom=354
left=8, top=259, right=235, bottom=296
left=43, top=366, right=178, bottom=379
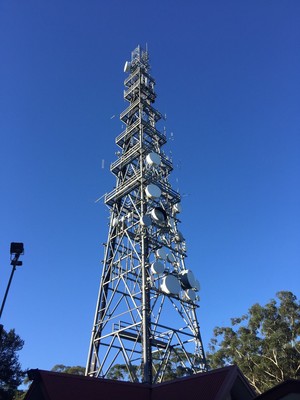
left=107, top=349, right=197, bottom=382
left=0, top=327, right=25, bottom=400
left=107, top=363, right=140, bottom=381
left=207, top=291, right=300, bottom=394
left=51, top=364, right=85, bottom=375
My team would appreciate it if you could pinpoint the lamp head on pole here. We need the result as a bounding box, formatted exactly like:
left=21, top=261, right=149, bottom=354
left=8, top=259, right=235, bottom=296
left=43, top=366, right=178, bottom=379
left=10, top=242, right=24, bottom=266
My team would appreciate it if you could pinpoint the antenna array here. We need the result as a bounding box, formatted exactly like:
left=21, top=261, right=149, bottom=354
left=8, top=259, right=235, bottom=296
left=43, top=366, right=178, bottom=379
left=86, top=46, right=206, bottom=384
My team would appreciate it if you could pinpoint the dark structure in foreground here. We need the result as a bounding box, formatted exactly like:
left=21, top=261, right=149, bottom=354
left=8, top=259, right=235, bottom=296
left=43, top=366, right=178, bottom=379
left=24, top=366, right=300, bottom=400
left=255, top=380, right=300, bottom=400
left=25, top=366, right=255, bottom=400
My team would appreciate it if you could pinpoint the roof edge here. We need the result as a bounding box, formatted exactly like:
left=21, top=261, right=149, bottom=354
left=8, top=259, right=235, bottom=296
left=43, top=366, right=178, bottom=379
left=27, top=369, right=151, bottom=388
left=255, top=379, right=300, bottom=399
left=152, top=365, right=237, bottom=388
left=214, top=365, right=256, bottom=400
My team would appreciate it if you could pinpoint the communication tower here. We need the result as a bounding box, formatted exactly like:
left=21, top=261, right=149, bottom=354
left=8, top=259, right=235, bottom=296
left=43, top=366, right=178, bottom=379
left=86, top=46, right=206, bottom=384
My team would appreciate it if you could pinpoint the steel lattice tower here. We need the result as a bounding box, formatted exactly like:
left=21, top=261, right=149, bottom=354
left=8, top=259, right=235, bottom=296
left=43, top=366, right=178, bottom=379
left=86, top=46, right=206, bottom=384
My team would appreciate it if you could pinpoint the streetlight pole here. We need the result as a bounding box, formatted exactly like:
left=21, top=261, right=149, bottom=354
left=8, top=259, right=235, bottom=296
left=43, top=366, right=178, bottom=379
left=0, top=243, right=24, bottom=320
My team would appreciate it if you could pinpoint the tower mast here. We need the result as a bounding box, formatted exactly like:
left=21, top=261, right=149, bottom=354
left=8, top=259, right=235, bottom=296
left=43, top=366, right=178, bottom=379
left=86, top=46, right=206, bottom=383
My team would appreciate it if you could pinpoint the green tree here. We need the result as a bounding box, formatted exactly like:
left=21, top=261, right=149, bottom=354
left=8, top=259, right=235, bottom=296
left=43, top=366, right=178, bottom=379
left=153, top=349, right=197, bottom=381
left=107, top=363, right=140, bottom=381
left=107, top=349, right=198, bottom=382
left=0, top=327, right=25, bottom=400
left=207, top=291, right=300, bottom=394
left=51, top=364, right=85, bottom=375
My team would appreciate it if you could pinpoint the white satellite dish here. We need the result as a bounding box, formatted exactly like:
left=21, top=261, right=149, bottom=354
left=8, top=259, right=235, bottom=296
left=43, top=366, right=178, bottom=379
left=184, top=289, right=196, bottom=302
left=161, top=275, right=181, bottom=295
left=179, top=269, right=196, bottom=289
left=156, top=247, right=168, bottom=260
left=146, top=152, right=161, bottom=167
left=151, top=261, right=164, bottom=275
left=140, top=214, right=152, bottom=227
left=194, top=279, right=201, bottom=291
left=167, top=252, right=176, bottom=264
left=145, top=184, right=161, bottom=199
left=151, top=207, right=167, bottom=225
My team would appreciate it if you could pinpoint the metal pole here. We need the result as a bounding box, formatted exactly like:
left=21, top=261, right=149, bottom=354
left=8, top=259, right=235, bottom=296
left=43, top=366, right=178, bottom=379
left=0, top=264, right=17, bottom=320
left=140, top=75, right=152, bottom=383
left=141, top=230, right=151, bottom=383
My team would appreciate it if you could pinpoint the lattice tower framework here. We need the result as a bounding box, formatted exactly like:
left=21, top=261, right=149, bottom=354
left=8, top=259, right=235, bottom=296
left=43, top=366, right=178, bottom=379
left=86, top=46, right=207, bottom=384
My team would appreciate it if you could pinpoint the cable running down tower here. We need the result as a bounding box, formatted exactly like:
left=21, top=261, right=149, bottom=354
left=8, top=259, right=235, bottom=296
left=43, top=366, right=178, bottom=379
left=86, top=46, right=206, bottom=384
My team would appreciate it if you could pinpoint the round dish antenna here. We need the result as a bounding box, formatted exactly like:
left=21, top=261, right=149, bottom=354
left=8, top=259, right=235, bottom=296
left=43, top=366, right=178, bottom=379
left=161, top=275, right=181, bottom=295
left=167, top=252, right=176, bottom=263
left=184, top=289, right=196, bottom=302
left=156, top=247, right=168, bottom=260
left=145, top=184, right=161, bottom=199
left=140, top=215, right=152, bottom=227
left=151, top=207, right=167, bottom=225
left=179, top=269, right=196, bottom=289
left=146, top=152, right=161, bottom=167
left=151, top=261, right=164, bottom=275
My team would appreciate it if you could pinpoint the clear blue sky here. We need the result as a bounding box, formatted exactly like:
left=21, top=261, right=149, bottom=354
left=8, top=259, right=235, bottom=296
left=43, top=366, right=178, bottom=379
left=0, top=0, right=299, bottom=372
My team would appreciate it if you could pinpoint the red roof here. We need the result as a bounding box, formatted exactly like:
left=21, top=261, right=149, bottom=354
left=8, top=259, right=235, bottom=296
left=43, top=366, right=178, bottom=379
left=25, top=365, right=256, bottom=400
left=153, top=365, right=255, bottom=400
left=26, top=369, right=151, bottom=400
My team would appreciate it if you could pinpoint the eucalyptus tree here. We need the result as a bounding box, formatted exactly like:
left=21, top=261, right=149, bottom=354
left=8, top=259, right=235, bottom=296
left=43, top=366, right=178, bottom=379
left=207, top=291, right=300, bottom=394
